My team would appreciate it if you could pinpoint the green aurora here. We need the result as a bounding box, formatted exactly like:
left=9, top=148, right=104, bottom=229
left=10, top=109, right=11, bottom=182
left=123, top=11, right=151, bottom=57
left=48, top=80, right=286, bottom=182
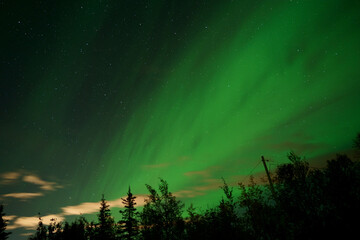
left=1, top=0, right=360, bottom=238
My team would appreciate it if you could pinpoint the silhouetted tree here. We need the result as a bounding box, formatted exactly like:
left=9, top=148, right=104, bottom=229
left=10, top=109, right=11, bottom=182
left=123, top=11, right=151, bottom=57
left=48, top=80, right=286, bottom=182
left=0, top=205, right=11, bottom=240
left=119, top=186, right=139, bottom=240
left=272, top=152, right=317, bottom=239
left=29, top=215, right=47, bottom=240
left=47, top=218, right=62, bottom=240
left=271, top=152, right=360, bottom=239
left=217, top=178, right=245, bottom=238
left=238, top=176, right=286, bottom=240
left=23, top=133, right=360, bottom=240
left=96, top=195, right=115, bottom=240
left=62, top=217, right=88, bottom=240
left=140, top=179, right=184, bottom=240
left=186, top=179, right=245, bottom=240
left=354, top=133, right=360, bottom=150
left=184, top=204, right=202, bottom=240
left=86, top=221, right=97, bottom=240
left=321, top=154, right=360, bottom=238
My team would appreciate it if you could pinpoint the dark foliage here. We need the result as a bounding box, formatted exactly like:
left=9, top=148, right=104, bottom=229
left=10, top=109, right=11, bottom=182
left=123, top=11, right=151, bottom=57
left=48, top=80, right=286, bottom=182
left=29, top=216, right=47, bottom=240
left=96, top=195, right=116, bottom=240
left=0, top=205, right=11, bottom=240
left=140, top=178, right=185, bottom=240
left=61, top=217, right=88, bottom=240
left=119, top=186, right=139, bottom=240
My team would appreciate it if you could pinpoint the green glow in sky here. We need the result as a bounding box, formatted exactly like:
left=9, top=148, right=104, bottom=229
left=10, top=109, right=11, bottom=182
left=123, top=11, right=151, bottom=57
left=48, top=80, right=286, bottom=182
left=1, top=0, right=360, bottom=238
left=93, top=0, right=360, bottom=198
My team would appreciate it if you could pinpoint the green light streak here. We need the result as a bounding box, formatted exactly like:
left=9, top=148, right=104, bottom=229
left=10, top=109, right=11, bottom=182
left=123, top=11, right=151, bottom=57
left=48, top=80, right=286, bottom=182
left=3, top=0, right=359, bottom=215
left=88, top=0, right=360, bottom=206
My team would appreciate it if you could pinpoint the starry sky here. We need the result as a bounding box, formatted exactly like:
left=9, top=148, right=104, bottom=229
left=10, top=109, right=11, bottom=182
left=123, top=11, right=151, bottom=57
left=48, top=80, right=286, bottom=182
left=1, top=0, right=360, bottom=238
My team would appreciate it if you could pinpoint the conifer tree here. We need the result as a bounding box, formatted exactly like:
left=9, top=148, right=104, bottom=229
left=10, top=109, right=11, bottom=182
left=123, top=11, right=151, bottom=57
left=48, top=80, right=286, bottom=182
left=0, top=205, right=11, bottom=240
left=96, top=194, right=115, bottom=240
left=119, top=186, right=138, bottom=240
left=86, top=221, right=97, bottom=240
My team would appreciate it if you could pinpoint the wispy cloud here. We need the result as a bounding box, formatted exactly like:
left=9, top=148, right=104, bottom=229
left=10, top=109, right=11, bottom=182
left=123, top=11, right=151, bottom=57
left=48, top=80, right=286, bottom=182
left=173, top=190, right=205, bottom=198
left=184, top=170, right=211, bottom=178
left=20, top=233, right=34, bottom=237
left=0, top=171, right=63, bottom=201
left=7, top=214, right=64, bottom=230
left=61, top=195, right=148, bottom=216
left=0, top=172, right=21, bottom=184
left=176, top=170, right=259, bottom=200
left=2, top=192, right=44, bottom=200
left=193, top=178, right=223, bottom=192
left=109, top=195, right=147, bottom=209
left=61, top=201, right=99, bottom=215
left=23, top=174, right=62, bottom=191
left=3, top=215, right=17, bottom=221
left=3, top=191, right=148, bottom=231
left=0, top=171, right=62, bottom=191
left=183, top=165, right=221, bottom=179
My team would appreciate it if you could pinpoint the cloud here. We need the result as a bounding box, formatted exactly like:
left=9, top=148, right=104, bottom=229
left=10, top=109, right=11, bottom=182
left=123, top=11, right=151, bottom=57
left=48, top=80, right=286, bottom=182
left=61, top=195, right=148, bottom=216
left=61, top=201, right=100, bottom=215
left=6, top=216, right=38, bottom=230
left=23, top=174, right=62, bottom=191
left=3, top=215, right=17, bottom=221
left=170, top=178, right=225, bottom=200
left=108, top=195, right=147, bottom=209
left=5, top=194, right=148, bottom=231
left=2, top=192, right=44, bottom=200
left=1, top=172, right=21, bottom=180
left=0, top=172, right=21, bottom=184
left=184, top=170, right=211, bottom=178
left=1, top=172, right=63, bottom=201
left=183, top=165, right=222, bottom=179
left=7, top=214, right=64, bottom=230
left=177, top=166, right=234, bottom=199
left=0, top=171, right=63, bottom=193
left=193, top=178, right=223, bottom=192
left=20, top=233, right=34, bottom=237
left=173, top=190, right=205, bottom=198
left=174, top=174, right=264, bottom=200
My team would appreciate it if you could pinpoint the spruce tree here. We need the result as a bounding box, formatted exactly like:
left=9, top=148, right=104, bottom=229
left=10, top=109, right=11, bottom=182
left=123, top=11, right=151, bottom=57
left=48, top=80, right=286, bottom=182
left=96, top=194, right=115, bottom=240
left=119, top=186, right=138, bottom=240
left=0, top=205, right=11, bottom=240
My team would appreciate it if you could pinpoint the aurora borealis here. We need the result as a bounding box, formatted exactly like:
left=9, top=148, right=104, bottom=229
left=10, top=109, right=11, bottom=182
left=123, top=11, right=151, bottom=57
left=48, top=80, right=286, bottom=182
left=1, top=0, right=360, bottom=238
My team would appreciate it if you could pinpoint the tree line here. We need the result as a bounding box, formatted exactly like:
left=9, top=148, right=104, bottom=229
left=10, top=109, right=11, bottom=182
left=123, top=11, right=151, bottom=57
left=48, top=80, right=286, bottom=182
left=1, top=133, right=359, bottom=240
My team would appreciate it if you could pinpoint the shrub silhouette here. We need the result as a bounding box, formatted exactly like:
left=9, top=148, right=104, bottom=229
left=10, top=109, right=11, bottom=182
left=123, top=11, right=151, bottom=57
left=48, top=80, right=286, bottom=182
left=140, top=178, right=185, bottom=240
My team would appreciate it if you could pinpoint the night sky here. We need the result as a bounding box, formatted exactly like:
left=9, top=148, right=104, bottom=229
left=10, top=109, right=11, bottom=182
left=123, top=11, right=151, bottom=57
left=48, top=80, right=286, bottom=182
left=1, top=0, right=360, bottom=238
